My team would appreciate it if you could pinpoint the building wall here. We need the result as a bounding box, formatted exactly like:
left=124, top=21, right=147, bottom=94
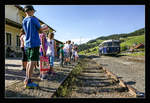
left=5, top=24, right=21, bottom=52
left=5, top=5, right=20, bottom=24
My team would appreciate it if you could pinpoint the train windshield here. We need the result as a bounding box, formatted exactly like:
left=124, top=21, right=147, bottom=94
left=103, top=42, right=112, bottom=46
left=113, top=42, right=120, bottom=46
left=103, top=42, right=120, bottom=47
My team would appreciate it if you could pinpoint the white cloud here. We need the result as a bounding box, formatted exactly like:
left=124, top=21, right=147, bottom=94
left=71, top=38, right=93, bottom=45
left=55, top=31, right=97, bottom=45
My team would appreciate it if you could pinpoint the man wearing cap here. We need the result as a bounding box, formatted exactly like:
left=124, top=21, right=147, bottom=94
left=22, top=5, right=45, bottom=88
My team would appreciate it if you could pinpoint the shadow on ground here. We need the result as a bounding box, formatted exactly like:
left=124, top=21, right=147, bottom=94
left=5, top=69, right=25, bottom=81
left=39, top=86, right=57, bottom=93
left=5, top=64, right=21, bottom=67
left=5, top=90, right=36, bottom=97
left=124, top=81, right=136, bottom=85
left=103, top=54, right=127, bottom=57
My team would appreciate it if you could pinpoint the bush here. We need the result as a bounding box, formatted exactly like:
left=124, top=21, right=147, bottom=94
left=121, top=45, right=128, bottom=51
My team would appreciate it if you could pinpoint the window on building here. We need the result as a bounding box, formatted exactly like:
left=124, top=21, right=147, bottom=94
left=6, top=33, right=11, bottom=45
left=16, top=35, right=20, bottom=47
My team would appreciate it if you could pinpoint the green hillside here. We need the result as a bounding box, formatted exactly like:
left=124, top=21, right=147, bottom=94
left=78, top=28, right=145, bottom=56
left=120, top=35, right=145, bottom=51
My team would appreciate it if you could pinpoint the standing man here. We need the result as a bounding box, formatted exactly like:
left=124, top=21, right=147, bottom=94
left=22, top=5, right=44, bottom=88
left=68, top=40, right=72, bottom=64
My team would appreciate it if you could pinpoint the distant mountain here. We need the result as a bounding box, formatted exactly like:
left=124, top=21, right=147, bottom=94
left=78, top=28, right=145, bottom=52
left=88, top=28, right=144, bottom=43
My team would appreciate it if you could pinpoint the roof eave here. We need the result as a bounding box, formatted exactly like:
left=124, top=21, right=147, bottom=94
left=5, top=18, right=22, bottom=29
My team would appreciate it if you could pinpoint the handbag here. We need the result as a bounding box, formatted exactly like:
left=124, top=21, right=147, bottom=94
left=40, top=56, right=50, bottom=72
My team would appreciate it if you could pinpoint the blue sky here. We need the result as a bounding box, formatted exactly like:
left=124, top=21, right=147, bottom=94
left=21, top=5, right=145, bottom=44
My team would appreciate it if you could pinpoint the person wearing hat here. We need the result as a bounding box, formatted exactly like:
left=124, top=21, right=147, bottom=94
left=22, top=5, right=46, bottom=88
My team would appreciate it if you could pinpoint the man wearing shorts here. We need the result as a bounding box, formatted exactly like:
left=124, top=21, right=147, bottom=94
left=22, top=5, right=44, bottom=88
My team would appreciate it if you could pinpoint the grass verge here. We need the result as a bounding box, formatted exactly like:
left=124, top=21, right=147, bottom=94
left=52, top=59, right=87, bottom=98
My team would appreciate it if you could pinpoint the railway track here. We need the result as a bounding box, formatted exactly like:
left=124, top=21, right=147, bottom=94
left=68, top=58, right=140, bottom=98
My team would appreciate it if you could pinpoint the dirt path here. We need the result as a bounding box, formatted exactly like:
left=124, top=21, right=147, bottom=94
left=5, top=58, right=76, bottom=98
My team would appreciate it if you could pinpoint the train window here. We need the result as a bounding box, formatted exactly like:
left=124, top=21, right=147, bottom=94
left=107, top=42, right=112, bottom=46
left=103, top=43, right=107, bottom=46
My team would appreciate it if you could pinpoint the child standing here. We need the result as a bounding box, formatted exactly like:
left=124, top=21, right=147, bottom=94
left=20, top=28, right=27, bottom=71
left=39, top=24, right=49, bottom=80
left=46, top=33, right=57, bottom=75
left=22, top=5, right=45, bottom=88
left=59, top=44, right=64, bottom=67
left=74, top=46, right=79, bottom=62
